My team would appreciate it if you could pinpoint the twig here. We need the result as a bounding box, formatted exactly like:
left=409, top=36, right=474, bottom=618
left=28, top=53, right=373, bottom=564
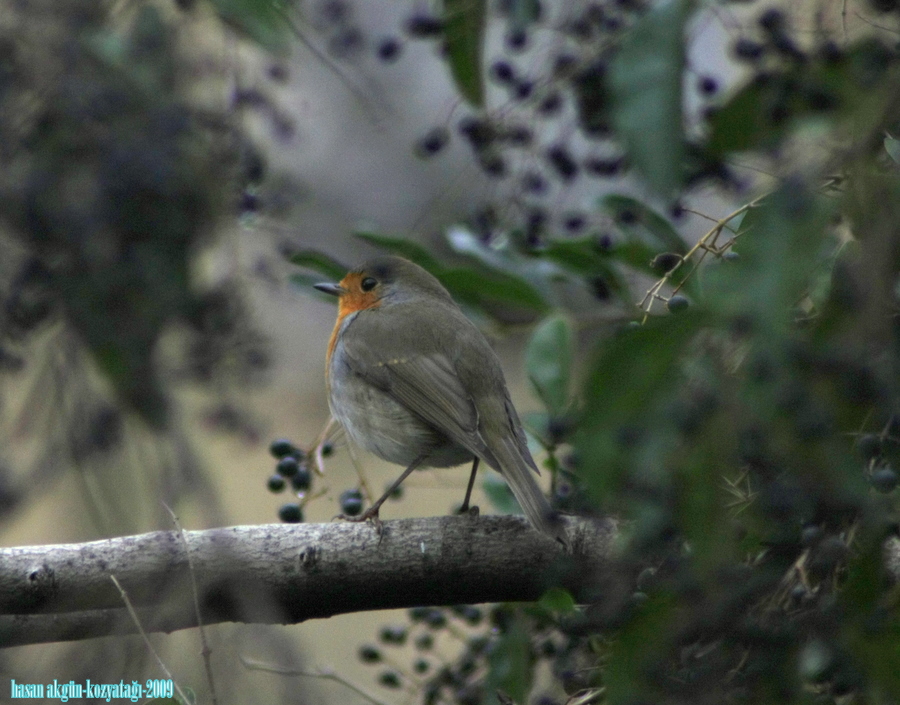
left=164, top=504, right=219, bottom=705
left=240, top=656, right=394, bottom=705
left=109, top=574, right=191, bottom=705
left=638, top=193, right=770, bottom=318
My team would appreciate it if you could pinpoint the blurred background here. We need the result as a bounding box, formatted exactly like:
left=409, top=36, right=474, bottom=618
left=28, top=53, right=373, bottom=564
left=2, top=0, right=897, bottom=703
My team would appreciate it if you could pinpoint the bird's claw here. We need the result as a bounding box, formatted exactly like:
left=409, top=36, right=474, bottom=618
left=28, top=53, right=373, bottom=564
left=337, top=509, right=384, bottom=536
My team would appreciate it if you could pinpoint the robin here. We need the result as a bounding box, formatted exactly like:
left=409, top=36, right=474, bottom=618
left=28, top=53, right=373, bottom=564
left=314, top=256, right=567, bottom=546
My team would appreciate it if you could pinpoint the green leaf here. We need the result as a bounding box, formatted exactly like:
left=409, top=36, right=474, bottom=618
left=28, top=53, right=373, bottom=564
left=443, top=0, right=486, bottom=107
left=210, top=0, right=292, bottom=52
left=613, top=241, right=664, bottom=276
left=708, top=40, right=892, bottom=156
left=608, top=0, right=691, bottom=198
left=285, top=249, right=348, bottom=281
left=486, top=613, right=534, bottom=704
left=604, top=594, right=676, bottom=705
left=354, top=232, right=444, bottom=272
left=705, top=181, right=835, bottom=334
left=601, top=195, right=687, bottom=254
left=539, top=587, right=577, bottom=613
left=577, top=313, right=699, bottom=500
left=541, top=239, right=628, bottom=296
left=525, top=314, right=573, bottom=414
left=440, top=267, right=547, bottom=312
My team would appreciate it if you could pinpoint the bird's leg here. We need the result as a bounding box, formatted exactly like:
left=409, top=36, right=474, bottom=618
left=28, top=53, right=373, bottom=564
left=458, top=457, right=480, bottom=516
left=339, top=455, right=425, bottom=531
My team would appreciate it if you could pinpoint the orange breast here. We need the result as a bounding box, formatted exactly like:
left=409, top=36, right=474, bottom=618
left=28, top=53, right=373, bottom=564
left=325, top=272, right=382, bottom=376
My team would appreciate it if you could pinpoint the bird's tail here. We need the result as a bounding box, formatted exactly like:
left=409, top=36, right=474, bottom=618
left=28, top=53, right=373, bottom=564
left=494, top=437, right=569, bottom=549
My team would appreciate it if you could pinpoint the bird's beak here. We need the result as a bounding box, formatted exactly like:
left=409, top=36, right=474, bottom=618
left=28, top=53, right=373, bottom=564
left=314, top=282, right=345, bottom=297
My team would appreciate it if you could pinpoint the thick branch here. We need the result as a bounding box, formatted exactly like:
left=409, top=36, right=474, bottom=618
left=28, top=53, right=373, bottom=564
left=0, top=515, right=615, bottom=648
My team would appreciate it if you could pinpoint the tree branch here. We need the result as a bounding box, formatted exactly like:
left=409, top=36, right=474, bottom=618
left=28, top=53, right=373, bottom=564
left=0, top=515, right=616, bottom=648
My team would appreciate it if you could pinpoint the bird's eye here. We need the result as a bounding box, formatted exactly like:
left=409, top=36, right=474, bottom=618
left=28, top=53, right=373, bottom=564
left=361, top=277, right=378, bottom=292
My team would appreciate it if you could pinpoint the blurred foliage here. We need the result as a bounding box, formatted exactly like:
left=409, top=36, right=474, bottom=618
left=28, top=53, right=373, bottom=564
left=2, top=0, right=900, bottom=704
left=291, top=2, right=900, bottom=705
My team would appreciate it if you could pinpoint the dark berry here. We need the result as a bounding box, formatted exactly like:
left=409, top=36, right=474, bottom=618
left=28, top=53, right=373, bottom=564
left=651, top=252, right=682, bottom=273
left=467, top=635, right=490, bottom=655
left=321, top=442, right=334, bottom=457
left=667, top=295, right=690, bottom=313
left=386, top=482, right=404, bottom=500
left=405, top=14, right=444, bottom=37
left=479, top=152, right=507, bottom=177
left=513, top=79, right=534, bottom=100
left=669, top=202, right=686, bottom=219
left=268, top=63, right=289, bottom=82
left=239, top=191, right=260, bottom=214
left=563, top=213, right=586, bottom=232
left=584, top=156, right=623, bottom=177
left=521, top=171, right=548, bottom=194
left=328, top=27, right=365, bottom=59
left=552, top=53, right=578, bottom=78
left=616, top=207, right=637, bottom=225
left=359, top=644, right=382, bottom=662
left=269, top=438, right=296, bottom=459
left=378, top=671, right=402, bottom=689
left=818, top=41, right=842, bottom=64
left=856, top=434, right=883, bottom=460
left=377, top=37, right=402, bottom=62
left=502, top=125, right=533, bottom=146
left=458, top=117, right=495, bottom=149
left=546, top=144, right=579, bottom=180
left=340, top=488, right=364, bottom=515
left=505, top=28, right=528, bottom=52
left=525, top=207, right=547, bottom=245
left=734, top=38, right=765, bottom=62
left=870, top=0, right=900, bottom=12
left=540, top=639, right=558, bottom=658
left=267, top=475, right=286, bottom=493
left=758, top=8, right=786, bottom=33
left=462, top=606, right=483, bottom=625
left=318, top=0, right=349, bottom=24
left=291, top=464, right=312, bottom=491
left=603, top=16, right=622, bottom=32
left=278, top=503, right=303, bottom=523
left=409, top=606, right=431, bottom=622
left=425, top=609, right=448, bottom=629
left=590, top=277, right=611, bottom=300
left=414, top=658, right=430, bottom=674
left=723, top=251, right=740, bottom=261
left=872, top=466, right=898, bottom=493
left=596, top=232, right=614, bottom=250
left=379, top=625, right=408, bottom=645
left=415, top=127, right=450, bottom=157
left=537, top=91, right=563, bottom=115
left=698, top=75, right=719, bottom=96
left=490, top=60, right=516, bottom=84
left=806, top=86, right=837, bottom=112
left=276, top=456, right=300, bottom=477
left=771, top=33, right=804, bottom=61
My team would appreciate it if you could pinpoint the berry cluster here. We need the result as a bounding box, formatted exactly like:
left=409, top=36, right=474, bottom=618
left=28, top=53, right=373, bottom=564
left=355, top=600, right=627, bottom=705
left=266, top=436, right=406, bottom=521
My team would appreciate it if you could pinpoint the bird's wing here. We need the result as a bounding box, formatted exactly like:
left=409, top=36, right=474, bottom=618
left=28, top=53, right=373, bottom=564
left=356, top=349, right=498, bottom=464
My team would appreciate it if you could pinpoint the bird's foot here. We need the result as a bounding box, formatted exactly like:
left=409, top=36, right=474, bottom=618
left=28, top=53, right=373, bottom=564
left=456, top=503, right=480, bottom=517
left=337, top=509, right=384, bottom=536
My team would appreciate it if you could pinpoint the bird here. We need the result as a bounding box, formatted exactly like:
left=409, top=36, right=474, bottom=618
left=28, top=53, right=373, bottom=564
left=314, top=255, right=567, bottom=546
